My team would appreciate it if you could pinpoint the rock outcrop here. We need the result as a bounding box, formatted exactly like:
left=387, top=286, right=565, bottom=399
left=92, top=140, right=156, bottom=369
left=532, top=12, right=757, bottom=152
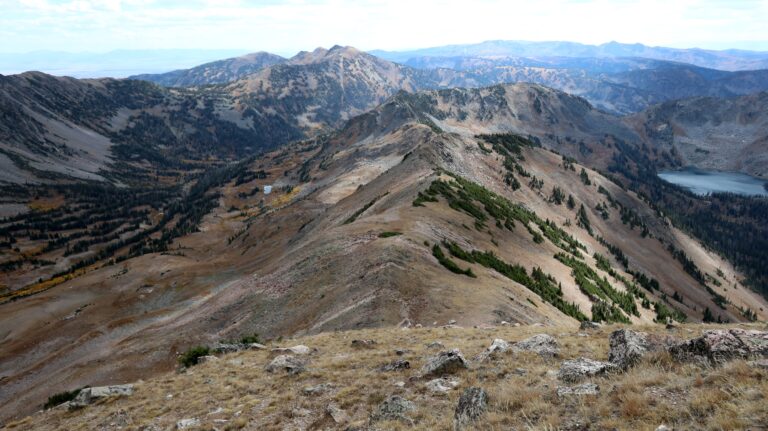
left=421, top=349, right=469, bottom=378
left=670, top=329, right=768, bottom=363
left=512, top=334, right=560, bottom=358
left=454, top=387, right=488, bottom=430
left=558, top=358, right=616, bottom=382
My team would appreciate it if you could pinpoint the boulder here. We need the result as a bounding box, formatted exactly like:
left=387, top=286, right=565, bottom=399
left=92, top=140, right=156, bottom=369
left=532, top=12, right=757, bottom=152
left=248, top=343, right=267, bottom=350
left=351, top=339, right=377, bottom=349
left=69, top=385, right=134, bottom=409
left=474, top=339, right=510, bottom=362
left=749, top=359, right=768, bottom=369
left=421, top=349, right=469, bottom=377
left=608, top=329, right=677, bottom=369
left=369, top=396, right=416, bottom=425
left=271, top=345, right=312, bottom=355
left=426, top=378, right=460, bottom=394
left=426, top=341, right=445, bottom=349
left=670, top=329, right=768, bottom=363
left=302, top=383, right=333, bottom=396
left=580, top=321, right=602, bottom=331
left=325, top=403, right=349, bottom=425
left=378, top=359, right=411, bottom=372
left=176, top=418, right=200, bottom=429
left=265, top=355, right=306, bottom=374
left=556, top=383, right=600, bottom=397
left=512, top=334, right=560, bottom=358
left=454, top=387, right=488, bottom=430
left=558, top=357, right=616, bottom=383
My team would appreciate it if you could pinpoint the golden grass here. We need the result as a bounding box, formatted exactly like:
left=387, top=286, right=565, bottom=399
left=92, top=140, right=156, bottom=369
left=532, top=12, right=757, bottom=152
left=8, top=323, right=768, bottom=431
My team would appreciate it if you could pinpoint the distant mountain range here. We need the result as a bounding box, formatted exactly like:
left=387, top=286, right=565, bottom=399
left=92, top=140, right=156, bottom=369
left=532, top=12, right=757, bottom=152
left=371, top=40, right=768, bottom=71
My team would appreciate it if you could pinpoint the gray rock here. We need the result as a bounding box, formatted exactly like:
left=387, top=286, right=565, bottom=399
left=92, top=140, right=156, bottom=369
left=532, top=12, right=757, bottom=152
left=454, top=387, right=488, bottom=430
left=579, top=321, right=602, bottom=331
left=265, top=354, right=306, bottom=374
left=213, top=343, right=246, bottom=354
left=749, top=359, right=768, bottom=369
left=69, top=385, right=134, bottom=409
left=248, top=343, right=267, bottom=350
left=656, top=425, right=671, bottom=431
left=326, top=403, right=349, bottom=425
left=426, top=341, right=445, bottom=349
left=558, top=357, right=616, bottom=382
left=302, top=383, right=333, bottom=396
left=512, top=334, right=560, bottom=358
left=421, top=349, right=469, bottom=377
left=475, top=338, right=510, bottom=362
left=608, top=329, right=678, bottom=369
left=378, top=359, right=411, bottom=372
left=670, top=329, right=768, bottom=363
left=176, top=418, right=200, bottom=429
left=556, top=383, right=599, bottom=397
left=426, top=378, right=460, bottom=394
left=369, top=396, right=416, bottom=425
left=271, top=345, right=312, bottom=355
left=351, top=339, right=377, bottom=349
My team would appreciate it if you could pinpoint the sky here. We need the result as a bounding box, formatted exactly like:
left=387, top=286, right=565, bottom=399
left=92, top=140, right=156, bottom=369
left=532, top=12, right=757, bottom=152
left=1, top=0, right=767, bottom=55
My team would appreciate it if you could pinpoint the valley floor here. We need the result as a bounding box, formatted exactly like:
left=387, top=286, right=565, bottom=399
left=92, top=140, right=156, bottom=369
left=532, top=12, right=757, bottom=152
left=5, top=322, right=767, bottom=431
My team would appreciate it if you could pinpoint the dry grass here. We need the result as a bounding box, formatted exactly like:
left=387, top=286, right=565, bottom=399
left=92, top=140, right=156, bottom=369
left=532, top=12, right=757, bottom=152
left=5, top=323, right=767, bottom=431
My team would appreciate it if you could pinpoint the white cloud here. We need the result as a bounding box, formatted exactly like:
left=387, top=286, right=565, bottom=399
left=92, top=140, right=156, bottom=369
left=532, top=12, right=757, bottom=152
left=0, top=0, right=766, bottom=53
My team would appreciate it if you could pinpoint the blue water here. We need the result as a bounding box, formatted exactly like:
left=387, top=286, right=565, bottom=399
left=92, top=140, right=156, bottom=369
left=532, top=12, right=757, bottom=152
left=658, top=168, right=768, bottom=197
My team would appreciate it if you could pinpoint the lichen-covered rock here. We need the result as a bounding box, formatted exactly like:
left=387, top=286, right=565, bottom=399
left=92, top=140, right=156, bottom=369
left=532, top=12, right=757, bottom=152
left=608, top=329, right=677, bottom=369
left=69, top=385, right=134, bottom=410
left=265, top=354, right=306, bottom=374
left=421, top=349, right=468, bottom=377
left=378, top=359, right=411, bottom=372
left=557, top=357, right=616, bottom=382
left=580, top=321, right=602, bottom=331
left=369, top=396, right=416, bottom=425
left=454, top=387, right=488, bottom=430
left=302, top=383, right=333, bottom=396
left=670, top=329, right=768, bottom=363
left=475, top=338, right=510, bottom=362
left=512, top=334, right=559, bottom=358
left=557, top=383, right=600, bottom=397
left=176, top=418, right=200, bottom=430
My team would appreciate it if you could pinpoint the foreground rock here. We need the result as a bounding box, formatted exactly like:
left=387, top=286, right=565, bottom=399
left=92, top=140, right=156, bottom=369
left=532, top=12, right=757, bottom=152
left=68, top=385, right=134, bottom=410
left=608, top=329, right=678, bottom=369
left=558, top=358, right=616, bottom=382
left=512, top=334, right=560, bottom=358
left=454, top=387, right=488, bottom=430
left=557, top=383, right=600, bottom=397
left=369, top=396, right=416, bottom=425
left=670, top=329, right=768, bottom=363
left=265, top=355, right=306, bottom=374
left=421, top=349, right=469, bottom=377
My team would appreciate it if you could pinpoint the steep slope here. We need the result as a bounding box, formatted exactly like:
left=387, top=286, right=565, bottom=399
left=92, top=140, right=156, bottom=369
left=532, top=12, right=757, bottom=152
left=129, top=52, right=286, bottom=87
left=1, top=83, right=764, bottom=422
left=0, top=71, right=300, bottom=184
left=627, top=91, right=768, bottom=177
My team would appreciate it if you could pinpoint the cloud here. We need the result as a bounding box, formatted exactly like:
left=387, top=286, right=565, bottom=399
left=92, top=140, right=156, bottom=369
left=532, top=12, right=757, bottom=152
left=0, top=0, right=766, bottom=53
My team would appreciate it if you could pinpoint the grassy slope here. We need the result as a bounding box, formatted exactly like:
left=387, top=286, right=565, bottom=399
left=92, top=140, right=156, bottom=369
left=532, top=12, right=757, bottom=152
left=8, top=322, right=767, bottom=431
